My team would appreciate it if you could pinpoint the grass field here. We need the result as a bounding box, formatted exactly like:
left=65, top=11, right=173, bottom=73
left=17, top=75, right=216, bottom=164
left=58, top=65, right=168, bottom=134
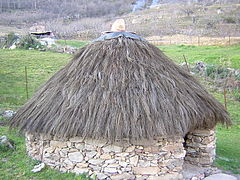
left=0, top=49, right=71, bottom=109
left=159, top=45, right=240, bottom=69
left=57, top=40, right=240, bottom=69
left=0, top=44, right=239, bottom=179
left=0, top=126, right=92, bottom=180
left=56, top=40, right=88, bottom=48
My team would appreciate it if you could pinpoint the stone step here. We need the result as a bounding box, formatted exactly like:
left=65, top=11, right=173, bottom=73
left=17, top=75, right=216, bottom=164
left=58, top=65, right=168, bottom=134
left=203, top=173, right=237, bottom=180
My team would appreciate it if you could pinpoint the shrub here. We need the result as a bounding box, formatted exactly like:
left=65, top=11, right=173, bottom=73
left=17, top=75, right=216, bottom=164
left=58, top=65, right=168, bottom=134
left=205, top=65, right=230, bottom=79
left=235, top=72, right=240, bottom=81
left=223, top=16, right=236, bottom=24
left=233, top=88, right=240, bottom=102
left=17, top=34, right=44, bottom=50
left=3, top=32, right=19, bottom=48
left=205, top=65, right=217, bottom=77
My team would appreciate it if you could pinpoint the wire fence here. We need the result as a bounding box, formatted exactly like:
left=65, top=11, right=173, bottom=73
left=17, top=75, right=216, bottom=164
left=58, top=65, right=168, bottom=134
left=147, top=35, right=240, bottom=46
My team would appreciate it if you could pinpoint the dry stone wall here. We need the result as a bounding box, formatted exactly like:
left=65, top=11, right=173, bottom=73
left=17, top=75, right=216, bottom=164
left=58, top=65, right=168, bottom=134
left=26, top=133, right=186, bottom=180
left=184, top=129, right=216, bottom=167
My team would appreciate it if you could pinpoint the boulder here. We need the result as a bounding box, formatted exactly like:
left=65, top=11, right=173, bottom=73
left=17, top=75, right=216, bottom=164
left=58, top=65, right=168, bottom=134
left=0, top=136, right=15, bottom=149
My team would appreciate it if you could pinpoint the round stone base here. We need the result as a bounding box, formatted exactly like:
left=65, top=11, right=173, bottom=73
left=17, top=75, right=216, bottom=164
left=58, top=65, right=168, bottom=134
left=26, top=133, right=186, bottom=179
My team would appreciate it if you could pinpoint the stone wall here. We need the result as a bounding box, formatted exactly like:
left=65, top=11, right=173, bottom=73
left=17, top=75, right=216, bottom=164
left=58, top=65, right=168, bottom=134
left=184, top=129, right=216, bottom=167
left=26, top=133, right=186, bottom=180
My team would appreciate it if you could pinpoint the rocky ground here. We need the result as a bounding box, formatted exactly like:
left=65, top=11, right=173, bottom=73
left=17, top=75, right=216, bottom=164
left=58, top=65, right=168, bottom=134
left=183, top=163, right=239, bottom=180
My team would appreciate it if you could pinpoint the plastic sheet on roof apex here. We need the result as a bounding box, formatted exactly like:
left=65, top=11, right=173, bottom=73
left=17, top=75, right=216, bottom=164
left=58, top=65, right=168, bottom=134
left=93, top=32, right=146, bottom=42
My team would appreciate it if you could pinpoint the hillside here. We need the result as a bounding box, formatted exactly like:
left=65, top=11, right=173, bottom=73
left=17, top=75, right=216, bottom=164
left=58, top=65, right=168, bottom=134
left=124, top=3, right=240, bottom=37
left=0, top=0, right=239, bottom=39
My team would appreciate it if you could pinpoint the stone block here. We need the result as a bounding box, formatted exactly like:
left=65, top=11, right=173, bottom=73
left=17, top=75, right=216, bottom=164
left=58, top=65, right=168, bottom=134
left=125, top=146, right=135, bottom=152
left=162, top=144, right=182, bottom=152
left=89, top=164, right=101, bottom=171
left=69, top=148, right=78, bottom=153
left=88, top=159, right=104, bottom=165
left=69, top=137, right=84, bottom=142
left=100, top=153, right=112, bottom=160
left=129, top=155, right=139, bottom=166
left=192, top=136, right=202, bottom=143
left=173, top=150, right=186, bottom=159
left=85, top=144, right=97, bottom=151
left=185, top=156, right=199, bottom=163
left=138, top=160, right=151, bottom=167
left=119, top=161, right=128, bottom=167
left=95, top=172, right=108, bottom=180
left=103, top=167, right=118, bottom=174
left=73, top=167, right=89, bottom=174
left=144, top=146, right=160, bottom=153
left=133, top=167, right=160, bottom=175
left=103, top=145, right=123, bottom=153
left=85, top=139, right=106, bottom=147
left=135, top=175, right=149, bottom=180
left=105, top=159, right=116, bottom=164
left=115, top=152, right=129, bottom=157
left=192, top=129, right=215, bottom=136
left=106, top=163, right=120, bottom=168
left=201, top=136, right=215, bottom=145
left=44, top=147, right=56, bottom=153
left=115, top=156, right=126, bottom=161
left=150, top=160, right=158, bottom=166
left=63, top=158, right=75, bottom=168
left=59, top=148, right=69, bottom=158
left=111, top=173, right=135, bottom=180
left=26, top=133, right=35, bottom=141
left=68, top=152, right=84, bottom=163
left=48, top=154, right=60, bottom=161
left=199, top=157, right=213, bottom=165
left=50, top=141, right=67, bottom=148
left=76, top=162, right=89, bottom=168
left=67, top=142, right=72, bottom=148
left=75, top=143, right=85, bottom=150
left=85, top=151, right=97, bottom=160
left=148, top=173, right=183, bottom=180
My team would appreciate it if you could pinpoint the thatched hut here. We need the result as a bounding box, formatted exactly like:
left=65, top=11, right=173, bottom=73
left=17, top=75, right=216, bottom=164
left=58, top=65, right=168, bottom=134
left=10, top=20, right=231, bottom=179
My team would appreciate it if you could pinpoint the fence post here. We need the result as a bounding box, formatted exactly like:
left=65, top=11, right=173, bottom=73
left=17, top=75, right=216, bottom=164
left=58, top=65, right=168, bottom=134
left=198, top=36, right=200, bottom=46
left=183, top=55, right=190, bottom=72
left=25, top=66, right=29, bottom=100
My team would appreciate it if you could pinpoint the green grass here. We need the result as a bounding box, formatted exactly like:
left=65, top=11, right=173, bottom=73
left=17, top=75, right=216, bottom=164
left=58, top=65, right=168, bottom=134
left=0, top=45, right=239, bottom=178
left=215, top=126, right=240, bottom=174
left=54, top=41, right=240, bottom=69
left=0, top=127, right=92, bottom=180
left=158, top=45, right=240, bottom=69
left=212, top=93, right=240, bottom=173
left=0, top=49, right=71, bottom=109
left=56, top=40, right=89, bottom=48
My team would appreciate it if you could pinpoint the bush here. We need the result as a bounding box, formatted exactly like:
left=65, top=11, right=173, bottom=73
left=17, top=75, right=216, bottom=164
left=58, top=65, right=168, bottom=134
left=223, top=16, right=236, bottom=24
left=17, top=34, right=44, bottom=50
left=233, top=88, right=240, bottom=101
left=3, top=32, right=19, bottom=48
left=205, top=65, right=230, bottom=79
left=235, top=72, right=240, bottom=81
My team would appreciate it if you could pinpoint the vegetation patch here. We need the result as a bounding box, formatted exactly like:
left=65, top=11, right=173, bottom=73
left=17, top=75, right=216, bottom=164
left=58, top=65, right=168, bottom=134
left=0, top=49, right=71, bottom=109
left=158, top=45, right=240, bottom=69
left=0, top=127, right=92, bottom=180
left=56, top=40, right=89, bottom=48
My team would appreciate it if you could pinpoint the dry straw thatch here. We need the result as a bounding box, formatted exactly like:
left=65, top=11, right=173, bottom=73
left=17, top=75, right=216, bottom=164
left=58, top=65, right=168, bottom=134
left=10, top=37, right=231, bottom=142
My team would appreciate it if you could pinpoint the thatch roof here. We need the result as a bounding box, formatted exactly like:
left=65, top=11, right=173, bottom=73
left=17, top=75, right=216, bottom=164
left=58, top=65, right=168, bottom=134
left=10, top=35, right=231, bottom=142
